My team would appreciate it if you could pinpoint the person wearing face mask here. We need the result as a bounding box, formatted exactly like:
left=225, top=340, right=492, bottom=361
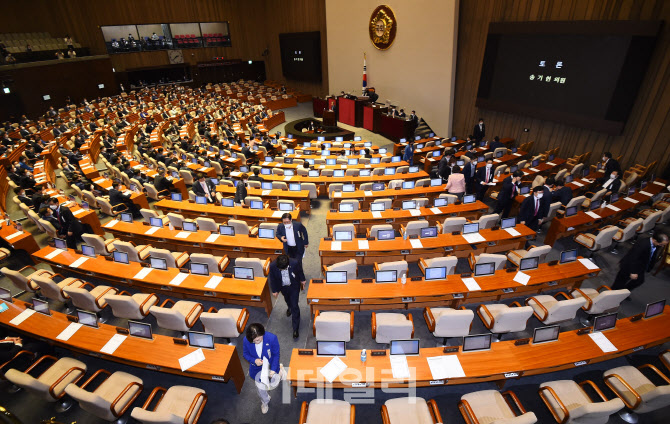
left=601, top=170, right=622, bottom=197
left=48, top=197, right=83, bottom=248
left=242, top=323, right=281, bottom=414
left=276, top=213, right=309, bottom=262
left=438, top=150, right=454, bottom=182
left=518, top=186, right=546, bottom=231
left=402, top=139, right=415, bottom=166
left=494, top=170, right=524, bottom=218
left=611, top=230, right=669, bottom=293
left=445, top=165, right=466, bottom=200
left=193, top=174, right=216, bottom=204
left=234, top=173, right=249, bottom=206
left=39, top=206, right=60, bottom=231
left=596, top=152, right=621, bottom=184
left=269, top=254, right=307, bottom=339
left=462, top=155, right=478, bottom=194
left=475, top=158, right=496, bottom=200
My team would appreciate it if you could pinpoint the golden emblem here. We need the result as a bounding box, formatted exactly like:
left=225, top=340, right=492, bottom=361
left=369, top=5, right=397, bottom=50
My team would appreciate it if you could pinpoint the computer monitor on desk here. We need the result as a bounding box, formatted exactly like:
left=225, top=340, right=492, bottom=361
left=120, top=212, right=133, bottom=223
left=645, top=299, right=665, bottom=319
left=463, top=223, right=479, bottom=234
left=279, top=202, right=294, bottom=212
left=377, top=229, right=395, bottom=240
left=593, top=312, right=617, bottom=332
left=565, top=206, right=578, bottom=217
left=462, top=334, right=492, bottom=352
left=402, top=200, right=416, bottom=210
left=333, top=170, right=345, bottom=178
left=54, top=238, right=67, bottom=250
left=183, top=221, right=197, bottom=232
left=463, top=194, right=476, bottom=204
left=376, top=270, right=397, bottom=283
left=372, top=183, right=385, bottom=191
left=501, top=217, right=516, bottom=229
left=171, top=193, right=182, bottom=201
left=325, top=271, right=348, bottom=284
left=0, top=287, right=12, bottom=303
left=519, top=256, right=539, bottom=271
left=188, top=331, right=215, bottom=349
left=425, top=266, right=446, bottom=281
left=250, top=200, right=263, bottom=210
left=474, top=262, right=495, bottom=277
left=308, top=170, right=319, bottom=177
left=371, top=202, right=386, bottom=212
left=259, top=228, right=275, bottom=239
left=334, top=231, right=353, bottom=241
left=81, top=244, right=96, bottom=258
left=390, top=339, right=420, bottom=356
left=113, top=251, right=129, bottom=264
left=196, top=196, right=207, bottom=205
left=559, top=249, right=578, bottom=264
left=261, top=182, right=273, bottom=190
left=420, top=226, right=438, bottom=238
left=234, top=266, right=254, bottom=280
left=326, top=159, right=336, bottom=165
left=77, top=310, right=99, bottom=328
left=316, top=341, right=346, bottom=356
left=128, top=320, right=153, bottom=340
left=150, top=257, right=168, bottom=270
left=221, top=198, right=234, bottom=207
left=191, top=262, right=209, bottom=276
left=532, top=325, right=559, bottom=344
left=402, top=181, right=415, bottom=190
left=32, top=298, right=50, bottom=315
left=342, top=184, right=355, bottom=192
left=434, top=198, right=448, bottom=207
left=219, top=225, right=235, bottom=236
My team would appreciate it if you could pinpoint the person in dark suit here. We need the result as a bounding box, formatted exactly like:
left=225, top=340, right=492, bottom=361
left=248, top=168, right=263, bottom=182
left=600, top=169, right=622, bottom=197
left=473, top=118, right=485, bottom=142
left=463, top=157, right=478, bottom=194
left=234, top=173, right=249, bottom=205
left=494, top=170, right=523, bottom=218
left=475, top=158, right=495, bottom=200
left=268, top=255, right=306, bottom=338
left=14, top=187, right=33, bottom=208
left=437, top=153, right=454, bottom=182
left=552, top=179, right=572, bottom=206
left=488, top=136, right=504, bottom=151
left=154, top=172, right=173, bottom=194
left=597, top=152, right=622, bottom=183
left=409, top=110, right=419, bottom=125
left=109, top=180, right=141, bottom=218
left=31, top=185, right=49, bottom=210
left=192, top=174, right=216, bottom=203
left=518, top=186, right=545, bottom=231
left=49, top=198, right=83, bottom=248
left=539, top=177, right=555, bottom=219
left=331, top=101, right=338, bottom=121
left=276, top=213, right=309, bottom=262
left=398, top=109, right=407, bottom=118
left=402, top=140, right=415, bottom=166
left=242, top=323, right=281, bottom=414
left=39, top=206, right=60, bottom=231
left=611, top=231, right=668, bottom=292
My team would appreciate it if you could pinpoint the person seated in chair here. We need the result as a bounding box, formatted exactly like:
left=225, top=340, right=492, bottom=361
left=109, top=180, right=141, bottom=218
left=192, top=174, right=216, bottom=203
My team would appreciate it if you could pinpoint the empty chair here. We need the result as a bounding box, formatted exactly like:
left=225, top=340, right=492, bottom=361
left=400, top=220, right=429, bottom=239
left=1, top=265, right=55, bottom=294
left=475, top=213, right=499, bottom=230
left=437, top=193, right=458, bottom=204
left=200, top=307, right=249, bottom=343
left=525, top=293, right=587, bottom=325
left=388, top=179, right=404, bottom=189
left=96, top=197, right=126, bottom=217
left=131, top=385, right=206, bottom=424
left=112, top=240, right=151, bottom=262
left=565, top=195, right=586, bottom=210
left=368, top=224, right=394, bottom=239
left=437, top=217, right=466, bottom=234
left=179, top=169, right=194, bottom=185
left=5, top=356, right=87, bottom=411
left=105, top=291, right=159, bottom=320
left=612, top=218, right=643, bottom=254
left=477, top=302, right=534, bottom=340
left=538, top=379, right=624, bottom=424
left=374, top=260, right=408, bottom=278
left=372, top=198, right=393, bottom=209
left=140, top=208, right=167, bottom=224
left=507, top=244, right=552, bottom=266
left=278, top=199, right=296, bottom=211
left=575, top=225, right=620, bottom=256
left=328, top=183, right=343, bottom=198
left=63, top=283, right=118, bottom=319
left=570, top=286, right=630, bottom=322
left=31, top=274, right=84, bottom=307
left=244, top=196, right=263, bottom=207
left=339, top=199, right=359, bottom=211
left=620, top=210, right=662, bottom=234
left=323, top=259, right=358, bottom=280
left=302, top=182, right=318, bottom=199
left=459, top=390, right=537, bottom=424
left=544, top=202, right=563, bottom=223
left=190, top=253, right=230, bottom=273
left=252, top=222, right=278, bottom=236
left=299, top=399, right=355, bottom=424
left=381, top=397, right=442, bottom=424
left=413, top=197, right=429, bottom=208
left=146, top=247, right=189, bottom=268
left=81, top=234, right=117, bottom=256
left=313, top=310, right=354, bottom=341
left=235, top=257, right=270, bottom=277
left=582, top=188, right=607, bottom=209
left=166, top=212, right=185, bottom=228
left=604, top=364, right=670, bottom=423
left=468, top=252, right=507, bottom=271
left=227, top=219, right=250, bottom=235
left=419, top=256, right=458, bottom=276
left=149, top=299, right=203, bottom=333
left=195, top=217, right=218, bottom=232
left=82, top=190, right=99, bottom=209
left=415, top=178, right=431, bottom=187
left=371, top=312, right=414, bottom=344
left=272, top=181, right=288, bottom=190
left=65, top=370, right=143, bottom=423
left=424, top=306, right=474, bottom=345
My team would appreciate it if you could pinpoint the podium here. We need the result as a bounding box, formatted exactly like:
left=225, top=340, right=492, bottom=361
left=322, top=110, right=336, bottom=127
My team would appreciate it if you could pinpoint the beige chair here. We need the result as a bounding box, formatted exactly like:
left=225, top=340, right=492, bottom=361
left=525, top=293, right=587, bottom=325
left=1, top=265, right=54, bottom=294
left=368, top=224, right=394, bottom=239
left=313, top=310, right=354, bottom=342
left=419, top=256, right=458, bottom=276
left=507, top=244, right=552, bottom=266
left=437, top=193, right=458, bottom=205
left=112, top=240, right=152, bottom=262
left=371, top=198, right=393, bottom=210
left=381, top=397, right=442, bottom=424
left=5, top=355, right=87, bottom=411
left=65, top=370, right=143, bottom=422
left=582, top=188, right=607, bottom=209
left=63, top=283, right=118, bottom=320
left=565, top=195, right=586, bottom=210
left=539, top=379, right=624, bottom=424
left=144, top=183, right=169, bottom=201
left=612, top=218, right=643, bottom=253
left=437, top=217, right=467, bottom=234
left=620, top=210, right=662, bottom=234
left=81, top=234, right=117, bottom=256
left=278, top=199, right=296, bottom=212
left=400, top=221, right=429, bottom=239
left=82, top=190, right=99, bottom=209
left=140, top=208, right=167, bottom=224
left=545, top=201, right=563, bottom=223
left=96, top=197, right=126, bottom=217
left=371, top=312, right=414, bottom=344
left=302, top=182, right=318, bottom=199
left=331, top=223, right=356, bottom=239
left=179, top=170, right=194, bottom=185
left=374, top=260, right=408, bottom=278
left=244, top=196, right=264, bottom=207
left=130, top=385, right=207, bottom=424
left=424, top=306, right=474, bottom=345
left=475, top=213, right=499, bottom=230
left=339, top=199, right=359, bottom=211
left=570, top=286, right=630, bottom=324
left=189, top=253, right=230, bottom=274
left=149, top=299, right=203, bottom=333
left=468, top=252, right=507, bottom=271
left=227, top=219, right=250, bottom=235
left=323, top=259, right=358, bottom=280
left=166, top=212, right=185, bottom=229
left=200, top=307, right=249, bottom=343
left=477, top=302, right=534, bottom=340
left=299, top=399, right=355, bottom=424
left=195, top=217, right=218, bottom=232
left=459, top=390, right=537, bottom=424
left=574, top=226, right=620, bottom=256
left=38, top=218, right=59, bottom=239
left=604, top=364, right=670, bottom=423
left=234, top=257, right=270, bottom=277
left=105, top=291, right=159, bottom=320
left=31, top=274, right=84, bottom=308
left=146, top=247, right=189, bottom=268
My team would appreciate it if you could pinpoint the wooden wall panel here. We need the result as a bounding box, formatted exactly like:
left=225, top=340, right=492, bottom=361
left=454, top=0, right=670, bottom=175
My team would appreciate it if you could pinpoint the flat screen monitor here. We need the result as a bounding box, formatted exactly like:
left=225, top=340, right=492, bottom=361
left=259, top=228, right=275, bottom=239
left=565, top=175, right=574, bottom=184
left=219, top=225, right=235, bottom=236
left=593, top=312, right=617, bottom=332
left=456, top=160, right=465, bottom=166
left=286, top=148, right=295, bottom=154
left=565, top=206, right=578, bottom=217
left=376, top=269, right=397, bottom=283
left=379, top=148, right=388, bottom=154
left=509, top=165, right=518, bottom=173
left=289, top=183, right=301, bottom=191
left=433, top=151, right=441, bottom=157
left=191, top=262, right=209, bottom=276
left=316, top=340, right=346, bottom=356
left=628, top=186, right=636, bottom=196
left=338, top=203, right=354, bottom=213
left=325, top=159, right=336, bottom=166
left=463, top=194, right=476, bottom=204
left=409, top=166, right=419, bottom=173
left=261, top=182, right=273, bottom=190
left=308, top=170, right=320, bottom=177
left=81, top=244, right=96, bottom=258
left=384, top=168, right=396, bottom=175
left=376, top=229, right=395, bottom=240
left=415, top=135, right=422, bottom=141
left=372, top=183, right=385, bottom=191
left=321, top=150, right=330, bottom=156
left=187, top=331, right=215, bottom=349
left=284, top=169, right=295, bottom=177
left=261, top=168, right=271, bottom=175
left=128, top=320, right=153, bottom=339
left=519, top=256, right=539, bottom=271
left=501, top=217, right=516, bottom=229
left=434, top=198, right=448, bottom=207
left=172, top=171, right=180, bottom=178
left=425, top=266, right=447, bottom=281
left=342, top=184, right=355, bottom=192
left=279, top=202, right=294, bottom=211
left=590, top=199, right=602, bottom=210
left=477, top=156, right=485, bottom=163
left=463, top=223, right=479, bottom=234
left=183, top=221, right=197, bottom=232
left=348, top=159, right=359, bottom=165
left=54, top=238, right=67, bottom=250
left=520, top=186, right=530, bottom=195
left=371, top=202, right=386, bottom=211
left=303, top=142, right=311, bottom=147
left=150, top=217, right=163, bottom=227
left=610, top=193, right=619, bottom=203
left=462, top=334, right=492, bottom=352
left=171, top=193, right=182, bottom=201
left=333, top=170, right=345, bottom=178
left=335, top=136, right=344, bottom=142
left=371, top=157, right=381, bottom=164
left=549, top=154, right=555, bottom=161
left=325, top=270, right=348, bottom=284
left=120, top=212, right=133, bottom=223
left=234, top=266, right=254, bottom=280
left=532, top=325, right=560, bottom=344
left=150, top=257, right=167, bottom=270
left=317, top=136, right=325, bottom=142
left=391, top=156, right=401, bottom=163
left=250, top=200, right=263, bottom=210
left=474, top=262, right=496, bottom=277
left=32, top=298, right=50, bottom=315
left=334, top=231, right=352, bottom=241
left=559, top=249, right=578, bottom=264
left=390, top=339, right=420, bottom=356
left=420, top=226, right=438, bottom=238
left=402, top=181, right=415, bottom=190
left=113, top=251, right=129, bottom=264
left=402, top=200, right=416, bottom=210
left=583, top=168, right=590, bottom=177
left=195, top=196, right=207, bottom=205
left=77, top=310, right=99, bottom=328
left=531, top=159, right=540, bottom=167
left=644, top=299, right=665, bottom=319
left=0, top=287, right=12, bottom=303
left=221, top=198, right=234, bottom=207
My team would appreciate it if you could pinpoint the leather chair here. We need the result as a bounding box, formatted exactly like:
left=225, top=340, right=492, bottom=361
left=539, top=379, right=624, bottom=424
left=195, top=217, right=218, bottom=232
left=146, top=248, right=190, bottom=268
left=570, top=286, right=630, bottom=325
left=459, top=390, right=537, bottom=424
left=437, top=217, right=466, bottom=234
left=149, top=299, right=203, bottom=333
left=38, top=218, right=59, bottom=239
left=507, top=244, right=552, bottom=266
left=31, top=274, right=84, bottom=310
left=278, top=199, right=296, bottom=211
left=419, top=256, right=458, bottom=276
left=235, top=257, right=270, bottom=277
left=474, top=213, right=500, bottom=230
left=381, top=397, right=442, bottom=424
left=96, top=197, right=127, bottom=217
left=81, top=234, right=117, bottom=257
left=604, top=364, right=670, bottom=423
left=140, top=208, right=167, bottom=224
left=299, top=399, right=355, bottom=424
left=582, top=188, right=607, bottom=209
left=63, top=283, right=118, bottom=321
left=130, top=385, right=207, bottom=424
left=166, top=212, right=185, bottom=229
left=477, top=302, right=534, bottom=340
left=112, top=240, right=152, bottom=262
left=371, top=312, right=414, bottom=344
left=368, top=224, right=394, bottom=239
left=331, top=223, right=356, bottom=239
left=314, top=310, right=354, bottom=342
left=1, top=265, right=54, bottom=294
left=400, top=220, right=429, bottom=239
left=611, top=218, right=643, bottom=254
left=227, top=219, right=250, bottom=235
left=371, top=198, right=392, bottom=210
left=189, top=253, right=230, bottom=273
left=339, top=199, right=359, bottom=211
left=468, top=252, right=507, bottom=271
left=323, top=259, right=358, bottom=280
left=525, top=293, right=587, bottom=325
left=574, top=226, right=620, bottom=257
left=200, top=307, right=249, bottom=343
left=105, top=291, right=159, bottom=320
left=424, top=306, right=474, bottom=345
left=437, top=193, right=458, bottom=204
left=374, top=260, right=408, bottom=278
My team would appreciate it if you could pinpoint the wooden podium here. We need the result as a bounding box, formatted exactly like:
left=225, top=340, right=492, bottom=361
left=322, top=110, right=336, bottom=127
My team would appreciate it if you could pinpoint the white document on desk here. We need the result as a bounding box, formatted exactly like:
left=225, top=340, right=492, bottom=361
left=319, top=356, right=347, bottom=383
left=72, top=209, right=86, bottom=216
left=572, top=181, right=584, bottom=187
left=462, top=277, right=481, bottom=291
left=205, top=275, right=224, bottom=289
left=427, top=355, right=465, bottom=379
left=652, top=181, right=665, bottom=186
left=364, top=191, right=373, bottom=196
left=624, top=197, right=639, bottom=204
left=390, top=355, right=410, bottom=379
left=409, top=239, right=423, bottom=249
left=513, top=271, right=531, bottom=286
left=585, top=211, right=601, bottom=219
left=409, top=209, right=421, bottom=217
left=272, top=211, right=284, bottom=218
left=100, top=334, right=127, bottom=355
left=283, top=176, right=292, bottom=181
left=45, top=249, right=65, bottom=260
left=205, top=233, right=220, bottom=243
left=9, top=308, right=35, bottom=325
left=606, top=204, right=621, bottom=212
left=175, top=231, right=190, bottom=239
left=463, top=233, right=486, bottom=244
left=430, top=207, right=442, bottom=214
left=589, top=332, right=617, bottom=353
left=5, top=231, right=24, bottom=240
left=529, top=168, right=540, bottom=173
left=262, top=190, right=271, bottom=196
left=145, top=226, right=160, bottom=235
left=330, top=241, right=342, bottom=251
left=358, top=240, right=369, bottom=250
left=56, top=322, right=83, bottom=341
left=371, top=211, right=382, bottom=219
left=333, top=192, right=342, bottom=197
left=169, top=272, right=190, bottom=286
left=578, top=258, right=599, bottom=270
left=133, top=267, right=153, bottom=280
left=640, top=191, right=653, bottom=197
left=70, top=257, right=89, bottom=268
left=547, top=162, right=556, bottom=166
left=179, top=348, right=206, bottom=372
left=105, top=220, right=118, bottom=228
left=504, top=227, right=521, bottom=237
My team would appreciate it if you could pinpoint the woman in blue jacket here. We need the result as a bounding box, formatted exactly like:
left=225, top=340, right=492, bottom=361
left=242, top=323, right=280, bottom=414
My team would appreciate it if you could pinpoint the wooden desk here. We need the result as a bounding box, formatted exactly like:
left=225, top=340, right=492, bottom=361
left=0, top=223, right=40, bottom=255
left=153, top=199, right=300, bottom=224
left=330, top=184, right=452, bottom=209
left=288, top=307, right=670, bottom=393
left=318, top=224, right=535, bottom=266
left=306, top=259, right=597, bottom=314
left=49, top=193, right=104, bottom=236
left=215, top=186, right=311, bottom=213
left=78, top=161, right=150, bottom=210
left=187, top=163, right=217, bottom=178
left=125, top=160, right=189, bottom=199
left=379, top=114, right=413, bottom=142
left=0, top=299, right=245, bottom=392
left=32, top=246, right=274, bottom=316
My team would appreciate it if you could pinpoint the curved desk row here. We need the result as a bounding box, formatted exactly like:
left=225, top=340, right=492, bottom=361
left=215, top=185, right=311, bottom=213
left=153, top=199, right=300, bottom=224
left=330, top=184, right=453, bottom=209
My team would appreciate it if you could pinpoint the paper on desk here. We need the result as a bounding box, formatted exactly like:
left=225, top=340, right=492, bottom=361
left=70, top=257, right=89, bottom=268
left=585, top=211, right=601, bottom=219
left=513, top=271, right=531, bottom=286
left=9, top=308, right=35, bottom=325
left=606, top=204, right=621, bottom=212
left=319, top=356, right=347, bottom=383
left=134, top=267, right=153, bottom=280
left=205, top=233, right=220, bottom=243
left=333, top=192, right=342, bottom=198
left=330, top=241, right=342, bottom=251
left=429, top=207, right=442, bottom=215
left=572, top=182, right=584, bottom=187
left=179, top=348, right=206, bottom=372
left=371, top=211, right=382, bottom=219
left=5, top=231, right=24, bottom=240
left=504, top=227, right=521, bottom=237
left=45, top=249, right=65, bottom=259
left=653, top=181, right=665, bottom=186
left=205, top=275, right=224, bottom=289
left=56, top=322, right=83, bottom=341
left=513, top=153, right=522, bottom=157
left=547, top=162, right=556, bottom=167
left=269, top=211, right=283, bottom=219
left=529, top=168, right=540, bottom=173
left=100, top=334, right=127, bottom=355
left=175, top=231, right=191, bottom=239
left=410, top=239, right=423, bottom=249
left=588, top=332, right=617, bottom=353
left=261, top=190, right=271, bottom=196
left=364, top=191, right=373, bottom=196
left=409, top=209, right=421, bottom=216
left=169, top=272, right=189, bottom=286
left=72, top=209, right=86, bottom=216
left=640, top=191, right=653, bottom=197
left=358, top=240, right=369, bottom=250
left=283, top=176, right=292, bottom=181
left=145, top=226, right=160, bottom=235
left=463, top=233, right=486, bottom=244
left=578, top=258, right=599, bottom=270
left=427, top=355, right=465, bottom=380
left=105, top=220, right=118, bottom=228
left=390, top=355, right=410, bottom=379
left=462, top=277, right=481, bottom=291
left=624, top=197, right=639, bottom=204
left=493, top=159, right=501, bottom=163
